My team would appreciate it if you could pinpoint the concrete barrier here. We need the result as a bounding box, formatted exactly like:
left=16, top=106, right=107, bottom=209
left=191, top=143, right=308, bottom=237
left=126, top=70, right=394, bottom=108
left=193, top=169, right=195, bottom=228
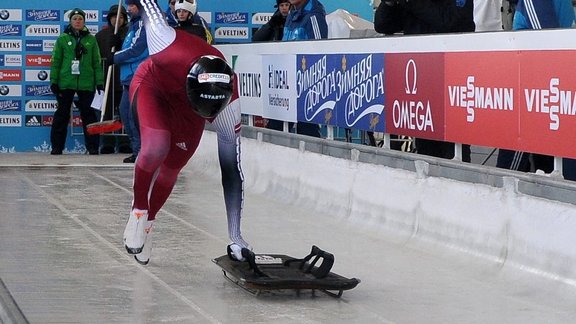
left=191, top=126, right=576, bottom=286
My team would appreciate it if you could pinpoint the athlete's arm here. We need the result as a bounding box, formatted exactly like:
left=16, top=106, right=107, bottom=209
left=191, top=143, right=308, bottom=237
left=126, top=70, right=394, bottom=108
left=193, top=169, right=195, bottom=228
left=139, top=0, right=176, bottom=55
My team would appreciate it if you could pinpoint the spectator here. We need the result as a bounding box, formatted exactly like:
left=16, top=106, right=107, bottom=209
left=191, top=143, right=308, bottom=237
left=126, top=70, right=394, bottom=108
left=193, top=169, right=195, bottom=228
left=108, top=0, right=149, bottom=163
left=281, top=0, right=328, bottom=138
left=253, top=0, right=291, bottom=42
left=122, top=0, right=251, bottom=265
left=374, top=0, right=475, bottom=162
left=95, top=4, right=132, bottom=154
left=253, top=0, right=292, bottom=132
left=174, top=0, right=213, bottom=43
left=50, top=8, right=103, bottom=155
left=165, top=0, right=178, bottom=27
left=497, top=0, right=575, bottom=174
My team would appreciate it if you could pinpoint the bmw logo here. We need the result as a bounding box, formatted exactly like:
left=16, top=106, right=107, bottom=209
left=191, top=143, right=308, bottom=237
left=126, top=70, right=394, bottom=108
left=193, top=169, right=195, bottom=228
left=38, top=70, right=48, bottom=81
left=0, top=10, right=9, bottom=21
left=0, top=85, right=9, bottom=96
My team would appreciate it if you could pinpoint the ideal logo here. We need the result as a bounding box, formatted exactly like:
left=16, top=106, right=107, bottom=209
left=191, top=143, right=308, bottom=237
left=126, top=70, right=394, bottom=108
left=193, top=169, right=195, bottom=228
left=26, top=84, right=52, bottom=97
left=0, top=24, right=22, bottom=37
left=0, top=40, right=21, bottom=52
left=1, top=54, right=22, bottom=67
left=214, top=27, right=249, bottom=39
left=26, top=10, right=60, bottom=21
left=25, top=24, right=60, bottom=37
left=0, top=9, right=23, bottom=22
left=0, top=84, right=22, bottom=96
left=26, top=55, right=51, bottom=67
left=25, top=99, right=58, bottom=112
left=43, top=40, right=55, bottom=52
left=25, top=69, right=49, bottom=82
left=215, top=12, right=248, bottom=24
left=25, top=39, right=43, bottom=51
left=0, top=99, right=21, bottom=111
left=0, top=70, right=22, bottom=81
left=0, top=114, right=21, bottom=127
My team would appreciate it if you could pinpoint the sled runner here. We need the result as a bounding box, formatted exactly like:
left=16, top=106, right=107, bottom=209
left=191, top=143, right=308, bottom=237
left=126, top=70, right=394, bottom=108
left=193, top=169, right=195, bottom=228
left=212, top=245, right=360, bottom=298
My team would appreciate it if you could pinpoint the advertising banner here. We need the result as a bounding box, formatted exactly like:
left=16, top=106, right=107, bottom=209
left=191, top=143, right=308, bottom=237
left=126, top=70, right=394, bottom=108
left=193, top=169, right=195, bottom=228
left=385, top=53, right=445, bottom=140
left=296, top=54, right=339, bottom=126
left=232, top=54, right=263, bottom=116
left=334, top=53, right=385, bottom=132
left=518, top=50, right=576, bottom=159
left=445, top=51, right=519, bottom=150
left=261, top=54, right=297, bottom=122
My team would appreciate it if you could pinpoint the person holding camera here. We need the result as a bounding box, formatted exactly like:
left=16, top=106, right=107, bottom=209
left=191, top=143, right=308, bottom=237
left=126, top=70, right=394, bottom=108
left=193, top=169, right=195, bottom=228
left=50, top=8, right=104, bottom=155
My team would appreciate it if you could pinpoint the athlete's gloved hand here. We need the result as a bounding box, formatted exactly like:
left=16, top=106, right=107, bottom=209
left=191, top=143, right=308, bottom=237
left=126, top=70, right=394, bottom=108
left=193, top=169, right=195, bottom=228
left=96, top=84, right=104, bottom=95
left=50, top=84, right=59, bottom=96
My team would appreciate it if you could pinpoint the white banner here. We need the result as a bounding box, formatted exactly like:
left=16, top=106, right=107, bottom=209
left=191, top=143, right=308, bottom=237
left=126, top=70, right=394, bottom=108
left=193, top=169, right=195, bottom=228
left=261, top=54, right=296, bottom=122
left=234, top=54, right=263, bottom=116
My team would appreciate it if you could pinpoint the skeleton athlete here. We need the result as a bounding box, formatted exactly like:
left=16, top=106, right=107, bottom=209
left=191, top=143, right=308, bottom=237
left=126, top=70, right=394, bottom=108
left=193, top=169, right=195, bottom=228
left=122, top=0, right=251, bottom=264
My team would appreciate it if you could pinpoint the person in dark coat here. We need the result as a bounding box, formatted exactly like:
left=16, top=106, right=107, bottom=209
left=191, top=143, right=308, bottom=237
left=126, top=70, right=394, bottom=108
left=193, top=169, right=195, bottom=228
left=95, top=4, right=132, bottom=154
left=252, top=0, right=291, bottom=42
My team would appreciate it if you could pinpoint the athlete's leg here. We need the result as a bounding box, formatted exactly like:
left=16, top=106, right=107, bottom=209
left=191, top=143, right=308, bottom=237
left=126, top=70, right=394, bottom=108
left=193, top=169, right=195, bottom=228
left=124, top=73, right=171, bottom=253
left=147, top=125, right=203, bottom=220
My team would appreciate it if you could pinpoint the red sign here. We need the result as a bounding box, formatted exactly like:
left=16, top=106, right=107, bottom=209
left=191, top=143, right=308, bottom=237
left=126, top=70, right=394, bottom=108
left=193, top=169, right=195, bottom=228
left=385, top=53, right=445, bottom=140
left=518, top=50, right=576, bottom=159
left=71, top=115, right=83, bottom=127
left=42, top=115, right=53, bottom=126
left=26, top=54, right=52, bottom=67
left=42, top=115, right=84, bottom=127
left=0, top=69, right=22, bottom=81
left=444, top=51, right=519, bottom=150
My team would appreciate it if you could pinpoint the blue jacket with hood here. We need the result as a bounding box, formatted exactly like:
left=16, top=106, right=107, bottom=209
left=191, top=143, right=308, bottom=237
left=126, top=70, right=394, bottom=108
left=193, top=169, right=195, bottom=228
left=113, top=13, right=149, bottom=85
left=282, top=0, right=328, bottom=41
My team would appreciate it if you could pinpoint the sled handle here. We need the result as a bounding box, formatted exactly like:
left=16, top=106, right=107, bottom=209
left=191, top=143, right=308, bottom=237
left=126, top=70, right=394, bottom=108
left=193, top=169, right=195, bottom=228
left=284, top=245, right=334, bottom=279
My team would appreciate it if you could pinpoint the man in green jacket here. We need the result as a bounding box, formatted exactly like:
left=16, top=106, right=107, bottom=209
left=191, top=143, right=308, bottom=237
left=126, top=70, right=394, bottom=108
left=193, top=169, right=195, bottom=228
left=50, top=8, right=104, bottom=155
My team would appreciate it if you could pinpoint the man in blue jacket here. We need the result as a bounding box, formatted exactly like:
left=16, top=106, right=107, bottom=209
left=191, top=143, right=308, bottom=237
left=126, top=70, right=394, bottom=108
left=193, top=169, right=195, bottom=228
left=109, top=0, right=149, bottom=163
left=281, top=0, right=328, bottom=137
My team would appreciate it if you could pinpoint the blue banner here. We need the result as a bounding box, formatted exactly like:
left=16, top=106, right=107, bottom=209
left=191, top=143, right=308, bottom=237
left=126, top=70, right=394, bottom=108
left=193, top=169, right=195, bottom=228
left=334, top=54, right=385, bottom=132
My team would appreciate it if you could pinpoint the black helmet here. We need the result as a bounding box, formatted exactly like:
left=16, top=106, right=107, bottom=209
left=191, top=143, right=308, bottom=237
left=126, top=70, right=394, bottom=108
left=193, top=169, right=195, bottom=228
left=186, top=55, right=234, bottom=118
